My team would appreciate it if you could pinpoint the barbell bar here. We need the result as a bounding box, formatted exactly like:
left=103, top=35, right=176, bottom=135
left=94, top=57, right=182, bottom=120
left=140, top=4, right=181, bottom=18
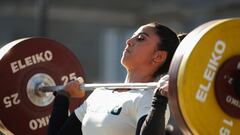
left=37, top=73, right=168, bottom=93
left=38, top=82, right=160, bottom=92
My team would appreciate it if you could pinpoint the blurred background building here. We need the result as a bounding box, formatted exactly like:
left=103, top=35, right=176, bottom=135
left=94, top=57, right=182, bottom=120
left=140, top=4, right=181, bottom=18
left=0, top=0, right=239, bottom=134
left=0, top=0, right=240, bottom=83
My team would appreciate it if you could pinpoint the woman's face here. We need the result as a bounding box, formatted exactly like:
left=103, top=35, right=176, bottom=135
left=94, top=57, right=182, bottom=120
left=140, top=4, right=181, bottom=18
left=121, top=24, right=161, bottom=70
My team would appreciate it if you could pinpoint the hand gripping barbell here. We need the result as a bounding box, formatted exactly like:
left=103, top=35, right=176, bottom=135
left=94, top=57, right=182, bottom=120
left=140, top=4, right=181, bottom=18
left=0, top=18, right=240, bottom=135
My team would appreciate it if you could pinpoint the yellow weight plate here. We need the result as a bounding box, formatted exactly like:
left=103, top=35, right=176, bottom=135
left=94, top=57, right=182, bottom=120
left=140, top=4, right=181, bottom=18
left=177, top=18, right=240, bottom=134
left=169, top=19, right=219, bottom=135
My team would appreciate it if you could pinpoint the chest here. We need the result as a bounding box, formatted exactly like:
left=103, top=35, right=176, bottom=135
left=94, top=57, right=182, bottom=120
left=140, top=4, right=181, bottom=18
left=81, top=90, right=141, bottom=135
left=86, top=90, right=136, bottom=115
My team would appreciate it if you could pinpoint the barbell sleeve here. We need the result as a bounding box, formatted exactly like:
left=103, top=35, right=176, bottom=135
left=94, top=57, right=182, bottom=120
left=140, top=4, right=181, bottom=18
left=38, top=85, right=65, bottom=92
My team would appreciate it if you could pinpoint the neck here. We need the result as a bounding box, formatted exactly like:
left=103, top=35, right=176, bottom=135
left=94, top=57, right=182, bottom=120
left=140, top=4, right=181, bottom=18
left=124, top=69, right=156, bottom=83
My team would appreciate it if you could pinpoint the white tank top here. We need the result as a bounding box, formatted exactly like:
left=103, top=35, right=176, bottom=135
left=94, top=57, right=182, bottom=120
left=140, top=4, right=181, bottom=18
left=75, top=88, right=170, bottom=135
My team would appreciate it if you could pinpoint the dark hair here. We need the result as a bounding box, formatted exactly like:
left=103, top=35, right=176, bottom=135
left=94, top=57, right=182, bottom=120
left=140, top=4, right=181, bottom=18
left=149, top=22, right=179, bottom=77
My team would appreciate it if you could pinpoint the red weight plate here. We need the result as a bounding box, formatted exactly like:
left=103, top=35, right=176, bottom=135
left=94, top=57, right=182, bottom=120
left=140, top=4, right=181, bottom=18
left=0, top=37, right=86, bottom=135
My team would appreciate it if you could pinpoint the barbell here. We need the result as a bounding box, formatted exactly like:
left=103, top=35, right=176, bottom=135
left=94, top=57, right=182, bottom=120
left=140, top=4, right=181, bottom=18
left=0, top=18, right=240, bottom=135
left=38, top=82, right=160, bottom=92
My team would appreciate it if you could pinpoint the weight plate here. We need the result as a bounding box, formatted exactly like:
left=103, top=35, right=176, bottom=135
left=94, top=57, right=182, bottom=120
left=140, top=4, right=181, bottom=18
left=169, top=18, right=240, bottom=135
left=0, top=37, right=85, bottom=135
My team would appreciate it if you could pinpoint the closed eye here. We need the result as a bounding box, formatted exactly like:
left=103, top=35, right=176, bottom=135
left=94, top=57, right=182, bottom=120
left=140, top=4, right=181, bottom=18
left=136, top=35, right=145, bottom=41
left=131, top=32, right=149, bottom=42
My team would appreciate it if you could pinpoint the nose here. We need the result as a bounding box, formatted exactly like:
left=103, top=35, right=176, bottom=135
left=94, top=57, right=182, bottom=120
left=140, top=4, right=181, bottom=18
left=126, top=38, right=134, bottom=47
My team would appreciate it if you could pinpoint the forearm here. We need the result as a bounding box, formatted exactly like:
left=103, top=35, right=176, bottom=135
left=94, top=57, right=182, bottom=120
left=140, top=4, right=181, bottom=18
left=48, top=94, right=70, bottom=135
left=57, top=112, right=82, bottom=135
left=138, top=92, right=168, bottom=135
left=48, top=93, right=82, bottom=135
